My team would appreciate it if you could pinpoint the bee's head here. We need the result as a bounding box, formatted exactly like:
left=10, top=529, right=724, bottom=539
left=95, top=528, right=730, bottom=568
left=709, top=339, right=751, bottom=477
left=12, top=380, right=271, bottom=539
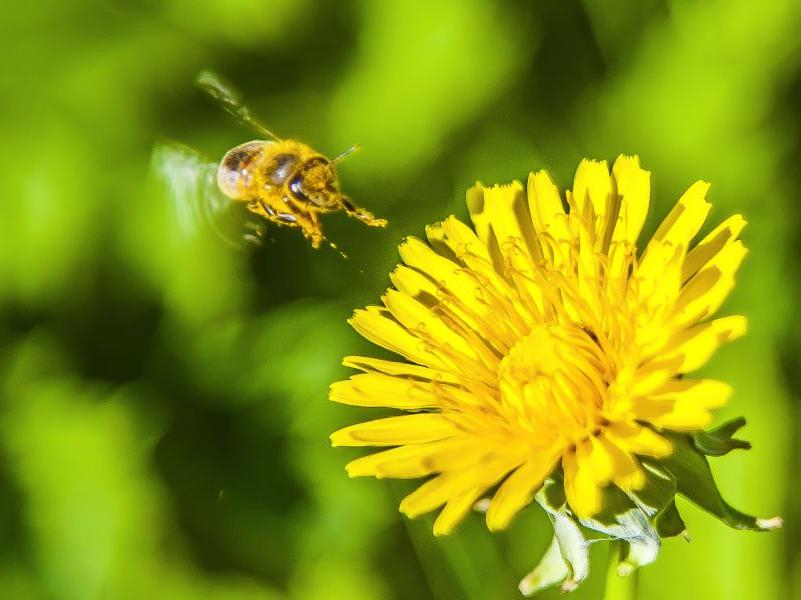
left=289, top=157, right=340, bottom=208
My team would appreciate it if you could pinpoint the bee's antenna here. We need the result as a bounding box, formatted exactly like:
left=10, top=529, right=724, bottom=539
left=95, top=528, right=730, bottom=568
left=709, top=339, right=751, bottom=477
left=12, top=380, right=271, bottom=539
left=332, top=143, right=361, bottom=164
left=196, top=70, right=281, bottom=141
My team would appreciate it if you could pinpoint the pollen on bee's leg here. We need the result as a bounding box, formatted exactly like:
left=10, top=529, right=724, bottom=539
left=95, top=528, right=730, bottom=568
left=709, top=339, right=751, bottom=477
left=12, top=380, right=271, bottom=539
left=303, top=229, right=324, bottom=249
left=328, top=240, right=349, bottom=259
left=367, top=216, right=388, bottom=227
left=295, top=214, right=325, bottom=250
left=356, top=209, right=387, bottom=228
left=340, top=197, right=388, bottom=228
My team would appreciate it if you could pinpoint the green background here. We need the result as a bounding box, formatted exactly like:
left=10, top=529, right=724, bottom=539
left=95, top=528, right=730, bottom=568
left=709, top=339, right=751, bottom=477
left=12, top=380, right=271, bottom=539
left=0, top=1, right=798, bottom=598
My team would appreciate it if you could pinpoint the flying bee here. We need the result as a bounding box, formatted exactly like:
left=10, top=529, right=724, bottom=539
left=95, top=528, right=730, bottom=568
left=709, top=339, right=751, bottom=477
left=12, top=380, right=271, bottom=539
left=196, top=70, right=386, bottom=249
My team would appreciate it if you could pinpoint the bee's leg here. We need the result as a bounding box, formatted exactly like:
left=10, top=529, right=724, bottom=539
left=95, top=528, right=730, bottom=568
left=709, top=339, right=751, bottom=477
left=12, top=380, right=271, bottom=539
left=241, top=219, right=266, bottom=246
left=269, top=212, right=324, bottom=248
left=272, top=201, right=324, bottom=248
left=248, top=199, right=324, bottom=248
left=266, top=211, right=304, bottom=232
left=298, top=210, right=325, bottom=249
left=339, top=196, right=387, bottom=228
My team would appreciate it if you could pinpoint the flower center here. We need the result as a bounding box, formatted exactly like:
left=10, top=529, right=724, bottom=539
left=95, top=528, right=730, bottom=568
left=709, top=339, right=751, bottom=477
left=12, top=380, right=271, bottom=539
left=498, top=322, right=614, bottom=442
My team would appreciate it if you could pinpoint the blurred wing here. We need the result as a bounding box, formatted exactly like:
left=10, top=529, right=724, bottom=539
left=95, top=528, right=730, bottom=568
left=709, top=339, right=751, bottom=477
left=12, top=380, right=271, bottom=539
left=196, top=70, right=280, bottom=140
left=151, top=142, right=266, bottom=247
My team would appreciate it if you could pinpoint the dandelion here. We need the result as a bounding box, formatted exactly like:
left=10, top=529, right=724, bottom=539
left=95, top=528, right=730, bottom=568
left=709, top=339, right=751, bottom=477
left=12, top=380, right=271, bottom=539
left=330, top=156, right=779, bottom=595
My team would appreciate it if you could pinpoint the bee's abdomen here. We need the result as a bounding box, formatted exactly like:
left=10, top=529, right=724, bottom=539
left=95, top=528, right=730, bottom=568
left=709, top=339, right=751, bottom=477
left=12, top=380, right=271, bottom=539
left=217, top=141, right=267, bottom=200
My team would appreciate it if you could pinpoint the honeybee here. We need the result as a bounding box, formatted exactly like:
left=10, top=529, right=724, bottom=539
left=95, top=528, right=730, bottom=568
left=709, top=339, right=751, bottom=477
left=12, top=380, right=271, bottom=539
left=196, top=71, right=386, bottom=249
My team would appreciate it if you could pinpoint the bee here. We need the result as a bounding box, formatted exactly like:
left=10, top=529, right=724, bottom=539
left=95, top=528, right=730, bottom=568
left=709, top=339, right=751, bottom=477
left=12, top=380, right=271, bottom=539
left=196, top=71, right=386, bottom=249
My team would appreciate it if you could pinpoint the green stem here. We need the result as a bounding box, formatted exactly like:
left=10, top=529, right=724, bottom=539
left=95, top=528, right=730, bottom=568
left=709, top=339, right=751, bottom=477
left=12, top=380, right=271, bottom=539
left=603, top=541, right=638, bottom=600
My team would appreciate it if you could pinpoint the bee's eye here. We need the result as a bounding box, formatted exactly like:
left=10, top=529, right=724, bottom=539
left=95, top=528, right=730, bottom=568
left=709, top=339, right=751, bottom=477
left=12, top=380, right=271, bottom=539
left=268, top=153, right=297, bottom=185
left=288, top=173, right=310, bottom=203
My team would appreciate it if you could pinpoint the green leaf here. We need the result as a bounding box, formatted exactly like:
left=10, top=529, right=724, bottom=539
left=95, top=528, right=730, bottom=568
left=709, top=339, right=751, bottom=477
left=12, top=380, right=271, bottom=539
left=692, top=417, right=752, bottom=456
left=647, top=432, right=779, bottom=531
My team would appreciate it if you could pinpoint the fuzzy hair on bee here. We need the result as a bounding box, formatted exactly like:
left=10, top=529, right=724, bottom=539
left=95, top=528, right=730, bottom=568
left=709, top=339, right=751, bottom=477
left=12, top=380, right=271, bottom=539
left=196, top=71, right=386, bottom=249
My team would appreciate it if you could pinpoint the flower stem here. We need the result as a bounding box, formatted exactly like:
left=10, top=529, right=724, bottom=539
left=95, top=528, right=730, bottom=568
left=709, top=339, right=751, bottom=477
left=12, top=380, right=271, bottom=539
left=603, top=541, right=638, bottom=600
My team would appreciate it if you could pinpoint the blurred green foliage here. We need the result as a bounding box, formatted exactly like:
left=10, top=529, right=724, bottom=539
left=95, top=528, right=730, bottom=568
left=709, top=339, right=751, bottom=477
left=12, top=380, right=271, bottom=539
left=0, top=1, right=799, bottom=598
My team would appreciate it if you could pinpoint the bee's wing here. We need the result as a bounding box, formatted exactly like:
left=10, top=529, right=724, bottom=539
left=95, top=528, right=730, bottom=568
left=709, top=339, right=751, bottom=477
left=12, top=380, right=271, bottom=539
left=151, top=142, right=266, bottom=247
left=196, top=70, right=280, bottom=141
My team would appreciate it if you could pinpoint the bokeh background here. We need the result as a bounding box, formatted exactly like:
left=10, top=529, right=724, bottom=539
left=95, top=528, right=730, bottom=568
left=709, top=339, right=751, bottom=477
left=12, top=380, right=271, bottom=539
left=1, top=1, right=799, bottom=598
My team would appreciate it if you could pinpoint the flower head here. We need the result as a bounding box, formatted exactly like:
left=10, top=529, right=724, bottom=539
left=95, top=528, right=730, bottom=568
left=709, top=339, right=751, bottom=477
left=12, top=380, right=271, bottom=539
left=330, top=156, right=775, bottom=592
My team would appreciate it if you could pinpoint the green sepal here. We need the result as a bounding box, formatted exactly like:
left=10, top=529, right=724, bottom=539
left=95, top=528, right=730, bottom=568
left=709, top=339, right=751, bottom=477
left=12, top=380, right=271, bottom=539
left=628, top=463, right=687, bottom=539
left=525, top=428, right=781, bottom=596
left=518, top=537, right=569, bottom=597
left=539, top=473, right=567, bottom=509
left=654, top=500, right=688, bottom=538
left=627, top=462, right=676, bottom=518
left=577, top=484, right=661, bottom=574
left=578, top=484, right=638, bottom=534
left=534, top=480, right=589, bottom=592
left=618, top=535, right=659, bottom=576
left=692, top=417, right=752, bottom=456
left=579, top=485, right=652, bottom=538
left=647, top=431, right=777, bottom=531
left=537, top=467, right=670, bottom=582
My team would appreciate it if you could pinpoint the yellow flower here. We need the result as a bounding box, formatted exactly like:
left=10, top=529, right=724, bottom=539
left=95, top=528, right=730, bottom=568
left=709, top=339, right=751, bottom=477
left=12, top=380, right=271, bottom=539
left=330, top=155, right=747, bottom=536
